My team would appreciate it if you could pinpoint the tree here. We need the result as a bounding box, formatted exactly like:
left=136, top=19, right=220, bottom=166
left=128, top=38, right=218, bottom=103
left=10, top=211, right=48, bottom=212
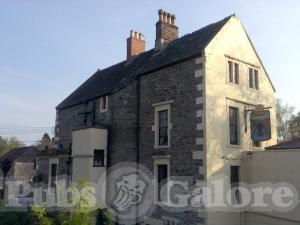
left=276, top=99, right=295, bottom=142
left=36, top=133, right=53, bottom=150
left=31, top=179, right=112, bottom=225
left=289, top=112, right=300, bottom=138
left=0, top=136, right=25, bottom=156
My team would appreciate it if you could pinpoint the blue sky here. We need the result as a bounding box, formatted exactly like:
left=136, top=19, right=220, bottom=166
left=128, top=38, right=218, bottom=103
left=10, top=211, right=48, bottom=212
left=0, top=0, right=299, bottom=144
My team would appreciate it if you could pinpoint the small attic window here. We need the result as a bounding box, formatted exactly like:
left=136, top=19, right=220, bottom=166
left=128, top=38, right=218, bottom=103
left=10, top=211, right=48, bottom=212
left=100, top=96, right=108, bottom=113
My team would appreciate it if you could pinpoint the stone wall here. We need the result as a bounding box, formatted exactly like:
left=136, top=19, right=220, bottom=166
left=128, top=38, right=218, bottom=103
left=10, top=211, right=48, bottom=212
left=55, top=56, right=205, bottom=224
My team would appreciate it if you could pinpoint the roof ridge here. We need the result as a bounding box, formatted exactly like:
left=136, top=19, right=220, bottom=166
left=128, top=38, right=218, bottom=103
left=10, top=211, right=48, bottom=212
left=56, top=15, right=233, bottom=110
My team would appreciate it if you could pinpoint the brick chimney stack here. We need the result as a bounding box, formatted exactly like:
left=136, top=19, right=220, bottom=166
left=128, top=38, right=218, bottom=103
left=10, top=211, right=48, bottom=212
left=155, top=9, right=178, bottom=49
left=127, top=30, right=145, bottom=61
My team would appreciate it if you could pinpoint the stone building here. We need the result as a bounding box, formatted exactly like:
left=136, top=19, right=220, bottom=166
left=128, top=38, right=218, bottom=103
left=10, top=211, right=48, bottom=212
left=41, top=10, right=279, bottom=225
left=0, top=146, right=37, bottom=204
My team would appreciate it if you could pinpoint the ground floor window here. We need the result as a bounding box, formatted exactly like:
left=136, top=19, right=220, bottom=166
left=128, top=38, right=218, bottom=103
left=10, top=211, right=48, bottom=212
left=157, top=164, right=168, bottom=202
left=93, top=149, right=104, bottom=167
left=230, top=166, right=240, bottom=205
left=50, top=163, right=57, bottom=187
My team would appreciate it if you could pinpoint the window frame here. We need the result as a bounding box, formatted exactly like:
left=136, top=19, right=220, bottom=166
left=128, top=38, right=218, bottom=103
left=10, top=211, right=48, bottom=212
left=254, top=69, right=259, bottom=90
left=154, top=157, right=170, bottom=204
left=230, top=165, right=241, bottom=205
left=48, top=158, right=59, bottom=189
left=228, top=60, right=239, bottom=85
left=153, top=103, right=172, bottom=148
left=93, top=149, right=105, bottom=167
left=229, top=106, right=240, bottom=146
left=249, top=68, right=259, bottom=90
left=228, top=61, right=234, bottom=83
left=234, top=62, right=239, bottom=84
left=100, top=96, right=108, bottom=113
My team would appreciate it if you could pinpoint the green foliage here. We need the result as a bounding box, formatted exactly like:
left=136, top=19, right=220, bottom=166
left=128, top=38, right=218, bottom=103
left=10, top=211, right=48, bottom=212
left=36, top=132, right=54, bottom=150
left=31, top=206, right=54, bottom=225
left=0, top=136, right=25, bottom=156
left=276, top=99, right=300, bottom=141
left=276, top=99, right=295, bottom=141
left=0, top=208, right=35, bottom=225
left=290, top=111, right=300, bottom=138
left=31, top=179, right=100, bottom=225
left=103, top=210, right=114, bottom=225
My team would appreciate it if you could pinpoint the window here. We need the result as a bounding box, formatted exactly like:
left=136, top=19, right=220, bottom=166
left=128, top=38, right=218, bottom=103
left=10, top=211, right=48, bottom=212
left=158, top=110, right=168, bottom=146
left=157, top=164, right=168, bottom=202
left=50, top=163, right=57, bottom=187
left=229, top=107, right=239, bottom=145
left=100, top=96, right=108, bottom=113
left=234, top=63, right=239, bottom=84
left=154, top=103, right=172, bottom=148
left=252, top=141, right=261, bottom=148
left=163, top=217, right=179, bottom=225
left=93, top=149, right=104, bottom=167
left=230, top=166, right=241, bottom=205
left=249, top=68, right=259, bottom=90
left=254, top=69, right=259, bottom=90
left=228, top=61, right=239, bottom=84
left=228, top=61, right=233, bottom=83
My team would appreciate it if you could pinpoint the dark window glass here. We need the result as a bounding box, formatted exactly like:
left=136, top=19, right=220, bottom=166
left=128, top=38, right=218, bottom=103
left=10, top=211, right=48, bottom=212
left=252, top=141, right=261, bottom=147
left=50, top=164, right=57, bottom=187
left=249, top=68, right=254, bottom=88
left=254, top=69, right=259, bottom=90
left=199, top=90, right=203, bottom=97
left=234, top=63, right=239, bottom=84
left=229, top=107, right=239, bottom=145
left=159, top=110, right=168, bottom=146
left=101, top=96, right=107, bottom=110
left=199, top=76, right=203, bottom=84
left=94, top=149, right=104, bottom=167
left=228, top=61, right=233, bottom=83
left=230, top=166, right=240, bottom=204
left=157, top=164, right=168, bottom=201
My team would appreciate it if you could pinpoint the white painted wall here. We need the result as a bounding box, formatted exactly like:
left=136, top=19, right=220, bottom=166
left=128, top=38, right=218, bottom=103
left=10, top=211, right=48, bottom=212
left=204, top=16, right=277, bottom=225
left=244, top=150, right=300, bottom=225
left=72, top=128, right=108, bottom=208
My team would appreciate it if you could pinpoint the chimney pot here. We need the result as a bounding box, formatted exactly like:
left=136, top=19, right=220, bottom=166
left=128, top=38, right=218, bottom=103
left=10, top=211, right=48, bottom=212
left=155, top=9, right=178, bottom=49
left=167, top=13, right=172, bottom=23
left=127, top=30, right=145, bottom=61
left=171, top=15, right=176, bottom=25
left=163, top=11, right=167, bottom=22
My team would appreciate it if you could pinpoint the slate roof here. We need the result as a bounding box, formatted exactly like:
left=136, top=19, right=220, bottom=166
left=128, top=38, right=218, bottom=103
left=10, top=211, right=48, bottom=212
left=0, top=146, right=37, bottom=163
left=266, top=138, right=300, bottom=150
left=57, top=15, right=234, bottom=110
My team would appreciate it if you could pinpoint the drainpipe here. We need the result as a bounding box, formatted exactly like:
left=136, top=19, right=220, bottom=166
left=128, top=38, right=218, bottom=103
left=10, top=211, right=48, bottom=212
left=135, top=76, right=141, bottom=225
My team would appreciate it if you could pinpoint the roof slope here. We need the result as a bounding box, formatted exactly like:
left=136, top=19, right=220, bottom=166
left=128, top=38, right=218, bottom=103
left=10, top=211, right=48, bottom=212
left=0, top=146, right=37, bottom=162
left=266, top=138, right=300, bottom=150
left=57, top=15, right=233, bottom=110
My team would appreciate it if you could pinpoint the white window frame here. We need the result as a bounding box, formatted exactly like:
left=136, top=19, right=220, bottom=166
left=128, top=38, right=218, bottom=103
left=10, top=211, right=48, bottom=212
left=227, top=60, right=239, bottom=85
left=152, top=101, right=173, bottom=148
left=154, top=156, right=171, bottom=204
left=100, top=96, right=108, bottom=113
left=48, top=158, right=59, bottom=189
left=248, top=67, right=259, bottom=90
left=227, top=103, right=241, bottom=148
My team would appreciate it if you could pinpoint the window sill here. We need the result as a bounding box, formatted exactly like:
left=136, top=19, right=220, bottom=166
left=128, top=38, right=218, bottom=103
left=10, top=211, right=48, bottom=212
left=154, top=145, right=170, bottom=149
left=248, top=87, right=260, bottom=92
left=227, top=81, right=240, bottom=86
left=100, top=109, right=108, bottom=113
left=227, top=144, right=241, bottom=149
left=93, top=165, right=105, bottom=168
